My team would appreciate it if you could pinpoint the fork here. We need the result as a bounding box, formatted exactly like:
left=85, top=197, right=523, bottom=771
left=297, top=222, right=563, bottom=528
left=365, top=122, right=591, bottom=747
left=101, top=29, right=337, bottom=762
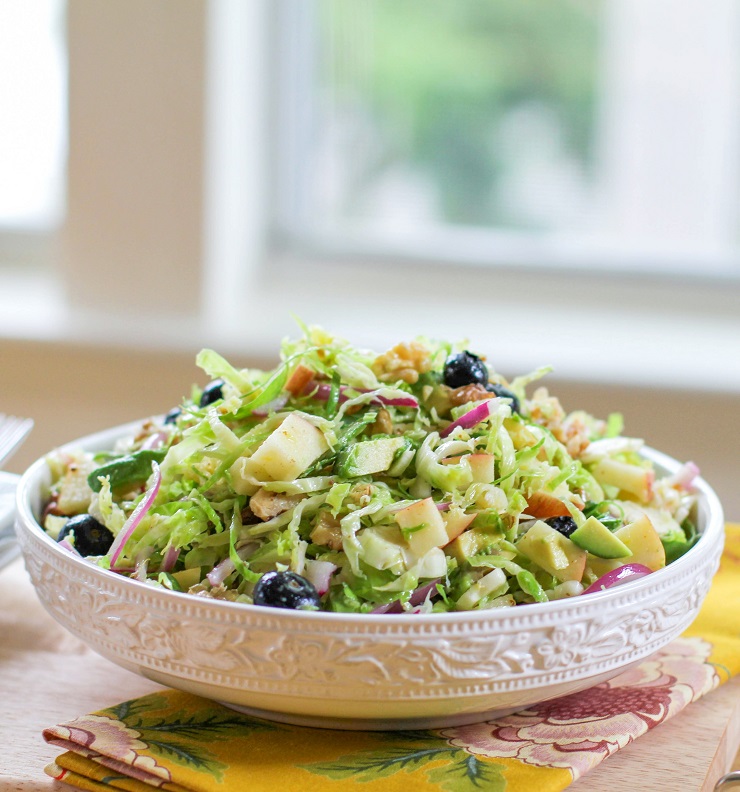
left=0, top=414, right=33, bottom=559
left=0, top=413, right=34, bottom=469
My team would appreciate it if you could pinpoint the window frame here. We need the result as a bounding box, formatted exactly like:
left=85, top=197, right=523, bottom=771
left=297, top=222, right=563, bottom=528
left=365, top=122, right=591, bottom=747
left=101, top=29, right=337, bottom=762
left=270, top=0, right=740, bottom=284
left=1, top=0, right=739, bottom=395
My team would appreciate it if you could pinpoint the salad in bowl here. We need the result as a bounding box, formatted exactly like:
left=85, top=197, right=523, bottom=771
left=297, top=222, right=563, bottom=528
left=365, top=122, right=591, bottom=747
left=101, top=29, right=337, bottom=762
left=41, top=326, right=701, bottom=615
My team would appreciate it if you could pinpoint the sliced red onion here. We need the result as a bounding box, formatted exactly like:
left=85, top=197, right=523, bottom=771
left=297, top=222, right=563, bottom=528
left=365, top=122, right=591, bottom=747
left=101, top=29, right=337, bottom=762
left=252, top=394, right=289, bottom=417
left=58, top=539, right=82, bottom=556
left=582, top=563, right=653, bottom=595
left=440, top=399, right=496, bottom=438
left=160, top=545, right=180, bottom=573
left=371, top=579, right=440, bottom=614
left=134, top=558, right=149, bottom=582
left=376, top=394, right=419, bottom=408
left=303, top=381, right=346, bottom=402
left=140, top=431, right=168, bottom=451
left=109, top=463, right=162, bottom=570
left=672, top=461, right=700, bottom=490
left=206, top=542, right=259, bottom=587
left=302, top=381, right=418, bottom=409
left=207, top=556, right=235, bottom=587
left=304, top=559, right=337, bottom=595
left=435, top=502, right=451, bottom=512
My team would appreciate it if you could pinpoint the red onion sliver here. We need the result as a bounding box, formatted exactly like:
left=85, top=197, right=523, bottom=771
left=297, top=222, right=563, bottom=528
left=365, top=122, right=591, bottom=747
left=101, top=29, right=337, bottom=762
left=207, top=556, right=235, bottom=587
left=134, top=558, right=149, bottom=582
left=140, top=431, right=168, bottom=451
left=160, top=545, right=180, bottom=573
left=673, top=461, right=700, bottom=490
left=304, top=559, right=337, bottom=595
left=440, top=400, right=496, bottom=438
left=371, top=579, right=441, bottom=614
left=109, top=463, right=162, bottom=570
left=377, top=394, right=419, bottom=408
left=302, top=382, right=345, bottom=402
left=58, top=539, right=82, bottom=556
left=582, top=563, right=653, bottom=595
left=252, top=394, right=290, bottom=417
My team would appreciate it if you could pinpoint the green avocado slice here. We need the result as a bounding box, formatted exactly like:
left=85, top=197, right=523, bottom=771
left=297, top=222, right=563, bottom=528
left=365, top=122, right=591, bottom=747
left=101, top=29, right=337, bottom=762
left=570, top=516, right=632, bottom=559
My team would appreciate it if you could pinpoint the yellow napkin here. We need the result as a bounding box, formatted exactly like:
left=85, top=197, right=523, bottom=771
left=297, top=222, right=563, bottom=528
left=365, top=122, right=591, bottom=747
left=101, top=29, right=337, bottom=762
left=44, top=525, right=740, bottom=792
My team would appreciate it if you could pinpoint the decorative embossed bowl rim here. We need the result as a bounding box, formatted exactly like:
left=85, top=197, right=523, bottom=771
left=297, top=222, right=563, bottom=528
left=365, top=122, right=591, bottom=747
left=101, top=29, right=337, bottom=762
left=15, top=420, right=725, bottom=729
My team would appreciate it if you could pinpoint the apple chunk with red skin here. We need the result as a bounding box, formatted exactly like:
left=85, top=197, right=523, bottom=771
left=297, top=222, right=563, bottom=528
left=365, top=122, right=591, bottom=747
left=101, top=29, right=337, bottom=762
left=441, top=454, right=496, bottom=483
left=588, top=513, right=666, bottom=577
left=524, top=490, right=573, bottom=519
left=231, top=413, right=329, bottom=494
left=615, top=514, right=666, bottom=569
left=395, top=498, right=475, bottom=555
left=443, top=506, right=475, bottom=543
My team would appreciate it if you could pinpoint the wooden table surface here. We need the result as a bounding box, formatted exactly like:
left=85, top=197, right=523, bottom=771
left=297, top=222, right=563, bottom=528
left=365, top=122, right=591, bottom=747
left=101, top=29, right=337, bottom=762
left=2, top=555, right=740, bottom=791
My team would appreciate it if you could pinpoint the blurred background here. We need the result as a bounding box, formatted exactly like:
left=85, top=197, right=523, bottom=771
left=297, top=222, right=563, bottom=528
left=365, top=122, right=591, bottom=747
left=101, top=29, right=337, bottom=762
left=0, top=0, right=738, bottom=513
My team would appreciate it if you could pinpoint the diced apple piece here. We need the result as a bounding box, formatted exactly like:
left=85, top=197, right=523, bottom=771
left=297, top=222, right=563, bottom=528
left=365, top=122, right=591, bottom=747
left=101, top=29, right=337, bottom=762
left=57, top=459, right=96, bottom=514
left=614, top=514, right=666, bottom=571
left=525, top=490, right=573, bottom=519
left=465, top=454, right=496, bottom=483
left=590, top=457, right=654, bottom=503
left=395, top=497, right=448, bottom=556
left=242, top=413, right=329, bottom=483
left=441, top=454, right=496, bottom=483
left=443, top=506, right=476, bottom=543
left=516, top=520, right=587, bottom=582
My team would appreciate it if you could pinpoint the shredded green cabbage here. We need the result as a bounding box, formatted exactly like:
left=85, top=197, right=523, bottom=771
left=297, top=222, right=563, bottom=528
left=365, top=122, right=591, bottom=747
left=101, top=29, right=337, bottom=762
left=43, top=326, right=701, bottom=613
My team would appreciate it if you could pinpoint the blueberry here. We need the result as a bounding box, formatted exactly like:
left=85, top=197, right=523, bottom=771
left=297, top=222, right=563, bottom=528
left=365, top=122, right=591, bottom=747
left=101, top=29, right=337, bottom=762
left=164, top=407, right=181, bottom=424
left=199, top=379, right=225, bottom=408
left=58, top=514, right=115, bottom=556
left=253, top=571, right=321, bottom=610
left=443, top=351, right=489, bottom=388
left=545, top=516, right=578, bottom=538
left=485, top=382, right=521, bottom=414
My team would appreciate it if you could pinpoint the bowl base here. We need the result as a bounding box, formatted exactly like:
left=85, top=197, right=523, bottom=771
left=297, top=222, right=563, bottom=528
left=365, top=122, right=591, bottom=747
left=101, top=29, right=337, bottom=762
left=217, top=700, right=524, bottom=731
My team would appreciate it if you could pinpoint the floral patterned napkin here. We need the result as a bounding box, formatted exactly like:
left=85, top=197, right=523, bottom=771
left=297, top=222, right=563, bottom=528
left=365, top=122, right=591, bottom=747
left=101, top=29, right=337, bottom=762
left=43, top=525, right=740, bottom=792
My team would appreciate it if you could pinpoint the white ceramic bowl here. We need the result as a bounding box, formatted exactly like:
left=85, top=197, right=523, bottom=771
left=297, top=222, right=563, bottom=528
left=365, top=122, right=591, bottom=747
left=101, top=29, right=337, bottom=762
left=14, top=420, right=725, bottom=729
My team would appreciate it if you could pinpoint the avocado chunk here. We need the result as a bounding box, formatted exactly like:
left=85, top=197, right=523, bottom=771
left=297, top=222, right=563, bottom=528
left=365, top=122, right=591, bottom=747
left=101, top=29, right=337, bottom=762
left=515, top=520, right=587, bottom=582
left=337, top=437, right=408, bottom=477
left=569, top=516, right=632, bottom=559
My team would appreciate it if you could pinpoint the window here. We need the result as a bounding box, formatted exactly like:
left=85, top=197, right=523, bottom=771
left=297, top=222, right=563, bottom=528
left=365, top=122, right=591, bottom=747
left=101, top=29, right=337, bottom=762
left=1, top=1, right=737, bottom=392
left=0, top=1, right=66, bottom=244
left=276, top=0, right=740, bottom=277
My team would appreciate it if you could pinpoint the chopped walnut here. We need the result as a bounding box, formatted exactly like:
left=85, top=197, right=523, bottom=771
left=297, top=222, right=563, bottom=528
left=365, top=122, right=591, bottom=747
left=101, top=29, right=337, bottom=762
left=527, top=387, right=566, bottom=428
left=526, top=388, right=591, bottom=459
left=249, top=488, right=303, bottom=521
left=372, top=341, right=433, bottom=385
left=310, top=512, right=343, bottom=551
left=133, top=420, right=157, bottom=444
left=554, top=413, right=591, bottom=459
left=448, top=384, right=494, bottom=407
left=370, top=408, right=393, bottom=435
